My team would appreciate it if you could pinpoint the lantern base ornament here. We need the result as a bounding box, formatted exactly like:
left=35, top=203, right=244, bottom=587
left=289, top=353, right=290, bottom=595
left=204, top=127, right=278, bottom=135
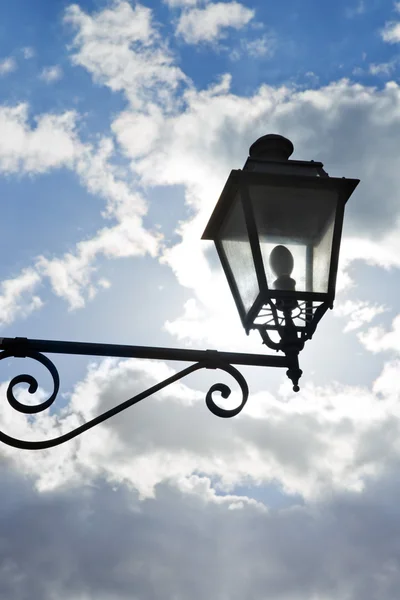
left=255, top=300, right=314, bottom=393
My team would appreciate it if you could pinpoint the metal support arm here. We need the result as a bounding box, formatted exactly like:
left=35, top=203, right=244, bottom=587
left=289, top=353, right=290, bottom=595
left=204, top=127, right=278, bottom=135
left=0, top=337, right=294, bottom=451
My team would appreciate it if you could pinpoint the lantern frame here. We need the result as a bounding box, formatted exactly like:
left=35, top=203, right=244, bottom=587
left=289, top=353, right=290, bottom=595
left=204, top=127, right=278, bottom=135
left=202, top=163, right=359, bottom=341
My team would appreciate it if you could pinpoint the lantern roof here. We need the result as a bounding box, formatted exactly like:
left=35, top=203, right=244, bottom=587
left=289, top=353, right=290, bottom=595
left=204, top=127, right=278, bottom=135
left=201, top=170, right=359, bottom=242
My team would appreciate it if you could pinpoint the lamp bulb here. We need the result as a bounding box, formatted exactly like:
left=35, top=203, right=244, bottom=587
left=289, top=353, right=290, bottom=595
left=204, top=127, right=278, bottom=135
left=269, top=245, right=294, bottom=277
left=269, top=245, right=296, bottom=293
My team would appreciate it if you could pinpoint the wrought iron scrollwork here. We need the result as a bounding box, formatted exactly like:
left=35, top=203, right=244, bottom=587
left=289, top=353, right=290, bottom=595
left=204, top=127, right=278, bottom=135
left=205, top=362, right=248, bottom=418
left=0, top=350, right=59, bottom=415
left=0, top=349, right=249, bottom=450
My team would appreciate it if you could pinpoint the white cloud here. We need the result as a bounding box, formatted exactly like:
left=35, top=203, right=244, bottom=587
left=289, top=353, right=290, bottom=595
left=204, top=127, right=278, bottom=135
left=37, top=217, right=160, bottom=310
left=39, top=65, right=63, bottom=83
left=230, top=33, right=276, bottom=60
left=74, top=137, right=146, bottom=221
left=4, top=350, right=400, bottom=505
left=334, top=300, right=387, bottom=332
left=37, top=136, right=161, bottom=309
left=0, top=103, right=161, bottom=318
left=111, top=107, right=163, bottom=158
left=164, top=0, right=199, bottom=6
left=0, top=103, right=86, bottom=322
left=359, top=313, right=400, bottom=355
left=369, top=59, right=397, bottom=75
left=176, top=2, right=254, bottom=44
left=0, top=269, right=43, bottom=326
left=0, top=104, right=79, bottom=174
left=381, top=19, right=400, bottom=43
left=65, top=0, right=187, bottom=110
left=242, top=34, right=275, bottom=57
left=0, top=57, right=16, bottom=76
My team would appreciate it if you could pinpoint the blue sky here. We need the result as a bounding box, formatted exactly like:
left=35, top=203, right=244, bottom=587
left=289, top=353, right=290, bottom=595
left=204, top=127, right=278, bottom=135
left=2, top=0, right=400, bottom=598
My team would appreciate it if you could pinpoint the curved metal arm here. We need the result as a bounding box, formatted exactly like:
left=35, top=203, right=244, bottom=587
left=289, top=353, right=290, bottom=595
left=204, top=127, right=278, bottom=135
left=0, top=350, right=250, bottom=450
left=0, top=336, right=296, bottom=450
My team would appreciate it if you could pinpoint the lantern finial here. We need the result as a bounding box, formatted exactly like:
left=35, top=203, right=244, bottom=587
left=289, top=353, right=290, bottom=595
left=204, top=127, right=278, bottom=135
left=249, top=134, right=294, bottom=161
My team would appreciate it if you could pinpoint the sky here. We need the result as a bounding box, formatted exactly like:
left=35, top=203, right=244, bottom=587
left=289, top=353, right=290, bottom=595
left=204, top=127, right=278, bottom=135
left=3, top=0, right=400, bottom=597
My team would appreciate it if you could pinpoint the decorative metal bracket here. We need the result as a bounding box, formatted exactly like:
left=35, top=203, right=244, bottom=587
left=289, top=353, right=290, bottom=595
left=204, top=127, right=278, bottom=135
left=0, top=337, right=296, bottom=450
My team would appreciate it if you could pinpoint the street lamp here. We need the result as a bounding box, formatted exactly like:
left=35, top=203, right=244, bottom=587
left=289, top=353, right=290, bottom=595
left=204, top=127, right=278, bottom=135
left=202, top=134, right=359, bottom=391
left=0, top=134, right=359, bottom=450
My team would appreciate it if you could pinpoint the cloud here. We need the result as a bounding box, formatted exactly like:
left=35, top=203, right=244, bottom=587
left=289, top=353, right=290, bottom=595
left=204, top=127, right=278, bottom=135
left=0, top=342, right=400, bottom=548
left=334, top=299, right=387, bottom=333
left=34, top=135, right=160, bottom=310
left=382, top=23, right=400, bottom=43
left=241, top=34, right=275, bottom=57
left=65, top=0, right=187, bottom=110
left=369, top=59, right=398, bottom=75
left=164, top=0, right=198, bottom=6
left=6, top=460, right=400, bottom=600
left=39, top=65, right=63, bottom=83
left=6, top=464, right=400, bottom=599
left=359, top=313, right=400, bottom=355
left=110, top=78, right=400, bottom=347
left=0, top=269, right=43, bottom=326
left=21, top=46, right=35, bottom=59
left=381, top=7, right=400, bottom=43
left=37, top=217, right=160, bottom=309
left=2, top=463, right=400, bottom=600
left=126, top=78, right=400, bottom=241
left=5, top=351, right=397, bottom=503
left=0, top=57, right=17, bottom=76
left=176, top=1, right=255, bottom=44
left=0, top=104, right=79, bottom=174
left=230, top=33, right=276, bottom=60
left=0, top=103, right=87, bottom=321
left=0, top=102, right=161, bottom=318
